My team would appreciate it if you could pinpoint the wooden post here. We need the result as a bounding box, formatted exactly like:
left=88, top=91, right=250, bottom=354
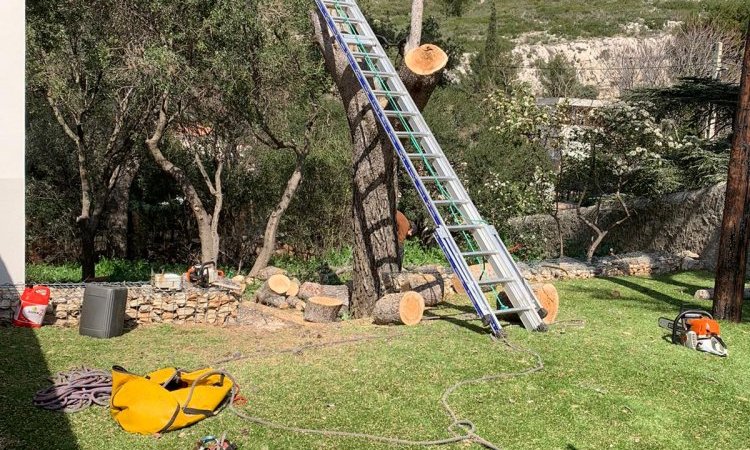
left=713, top=22, right=750, bottom=322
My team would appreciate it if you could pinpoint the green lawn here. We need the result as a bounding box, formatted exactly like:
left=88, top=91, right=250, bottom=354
left=2, top=271, right=749, bottom=449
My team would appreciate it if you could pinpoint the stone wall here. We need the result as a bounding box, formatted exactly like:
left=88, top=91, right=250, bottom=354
left=508, top=183, right=726, bottom=267
left=0, top=284, right=239, bottom=328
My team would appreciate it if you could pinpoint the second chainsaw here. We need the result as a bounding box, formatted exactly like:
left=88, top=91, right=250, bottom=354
left=658, top=309, right=727, bottom=357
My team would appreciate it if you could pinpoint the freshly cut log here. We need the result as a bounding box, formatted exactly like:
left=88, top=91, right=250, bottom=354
left=286, top=278, right=300, bottom=297
left=373, top=291, right=424, bottom=325
left=255, top=282, right=289, bottom=309
left=392, top=273, right=444, bottom=306
left=531, top=283, right=559, bottom=325
left=498, top=283, right=559, bottom=325
left=256, top=265, right=286, bottom=281
left=304, top=296, right=343, bottom=323
left=267, top=274, right=291, bottom=295
left=298, top=281, right=323, bottom=300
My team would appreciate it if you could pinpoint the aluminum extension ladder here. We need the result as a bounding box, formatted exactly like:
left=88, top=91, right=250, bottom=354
left=315, top=0, right=547, bottom=335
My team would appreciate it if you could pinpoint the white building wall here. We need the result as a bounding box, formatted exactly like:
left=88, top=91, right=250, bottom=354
left=0, top=1, right=25, bottom=284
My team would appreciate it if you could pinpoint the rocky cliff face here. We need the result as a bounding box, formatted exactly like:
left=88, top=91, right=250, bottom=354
left=512, top=33, right=675, bottom=98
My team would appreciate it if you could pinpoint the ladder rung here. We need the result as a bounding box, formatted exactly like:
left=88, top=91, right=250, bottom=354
left=433, top=199, right=468, bottom=205
left=341, top=34, right=378, bottom=46
left=476, top=277, right=514, bottom=286
left=361, top=70, right=398, bottom=79
left=461, top=250, right=500, bottom=257
left=384, top=110, right=420, bottom=118
left=446, top=224, right=483, bottom=231
left=419, top=176, right=456, bottom=182
left=352, top=51, right=386, bottom=60
left=323, top=0, right=358, bottom=7
left=394, top=131, right=430, bottom=138
left=331, top=16, right=365, bottom=25
left=493, top=307, right=531, bottom=316
left=405, top=152, right=440, bottom=159
left=373, top=89, right=408, bottom=97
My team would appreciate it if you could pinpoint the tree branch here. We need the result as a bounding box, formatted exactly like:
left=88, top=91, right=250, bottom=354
left=405, top=0, right=424, bottom=53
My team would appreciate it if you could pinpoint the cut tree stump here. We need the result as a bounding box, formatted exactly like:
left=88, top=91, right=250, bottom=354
left=304, top=296, right=343, bottom=323
left=498, top=283, right=559, bottom=325
left=392, top=273, right=444, bottom=306
left=373, top=291, right=425, bottom=326
left=298, top=282, right=349, bottom=309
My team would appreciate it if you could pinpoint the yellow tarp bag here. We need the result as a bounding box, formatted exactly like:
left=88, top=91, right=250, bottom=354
left=110, top=365, right=234, bottom=434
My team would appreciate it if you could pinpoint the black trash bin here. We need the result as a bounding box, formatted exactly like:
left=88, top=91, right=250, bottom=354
left=79, top=285, right=128, bottom=338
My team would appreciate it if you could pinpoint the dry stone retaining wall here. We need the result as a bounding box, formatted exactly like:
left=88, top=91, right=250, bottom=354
left=508, top=183, right=726, bottom=268
left=0, top=284, right=239, bottom=328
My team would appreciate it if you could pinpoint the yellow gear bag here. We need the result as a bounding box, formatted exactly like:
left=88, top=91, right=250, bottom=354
left=110, top=365, right=235, bottom=434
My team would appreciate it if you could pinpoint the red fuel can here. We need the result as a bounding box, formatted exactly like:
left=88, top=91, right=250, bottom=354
left=13, top=285, right=50, bottom=328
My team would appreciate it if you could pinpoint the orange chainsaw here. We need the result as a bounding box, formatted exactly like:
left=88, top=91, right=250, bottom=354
left=658, top=309, right=727, bottom=357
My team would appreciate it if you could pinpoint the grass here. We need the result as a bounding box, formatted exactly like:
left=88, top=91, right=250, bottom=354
left=25, top=259, right=187, bottom=284
left=2, top=271, right=750, bottom=449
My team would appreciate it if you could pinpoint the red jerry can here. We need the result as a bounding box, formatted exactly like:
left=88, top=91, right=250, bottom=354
left=13, top=285, right=51, bottom=328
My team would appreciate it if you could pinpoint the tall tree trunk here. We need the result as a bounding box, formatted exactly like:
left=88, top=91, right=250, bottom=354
left=80, top=223, right=96, bottom=281
left=106, top=155, right=141, bottom=258
left=249, top=159, right=305, bottom=277
left=713, top=25, right=750, bottom=322
left=311, top=9, right=446, bottom=318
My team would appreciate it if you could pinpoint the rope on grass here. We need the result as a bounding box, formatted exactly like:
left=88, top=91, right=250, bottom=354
left=33, top=367, right=111, bottom=413
left=218, top=331, right=552, bottom=449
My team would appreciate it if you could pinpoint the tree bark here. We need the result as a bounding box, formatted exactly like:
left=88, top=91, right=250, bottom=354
left=106, top=155, right=141, bottom=258
left=405, top=0, right=424, bottom=53
left=80, top=225, right=96, bottom=281
left=310, top=10, right=447, bottom=318
left=713, top=25, right=750, bottom=322
left=249, top=159, right=304, bottom=277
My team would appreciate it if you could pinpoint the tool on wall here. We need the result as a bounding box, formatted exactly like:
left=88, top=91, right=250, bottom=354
left=658, top=309, right=727, bottom=357
left=186, top=262, right=224, bottom=287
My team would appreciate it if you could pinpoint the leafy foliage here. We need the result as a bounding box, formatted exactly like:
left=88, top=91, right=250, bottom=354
left=468, top=0, right=518, bottom=93
left=536, top=53, right=598, bottom=99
